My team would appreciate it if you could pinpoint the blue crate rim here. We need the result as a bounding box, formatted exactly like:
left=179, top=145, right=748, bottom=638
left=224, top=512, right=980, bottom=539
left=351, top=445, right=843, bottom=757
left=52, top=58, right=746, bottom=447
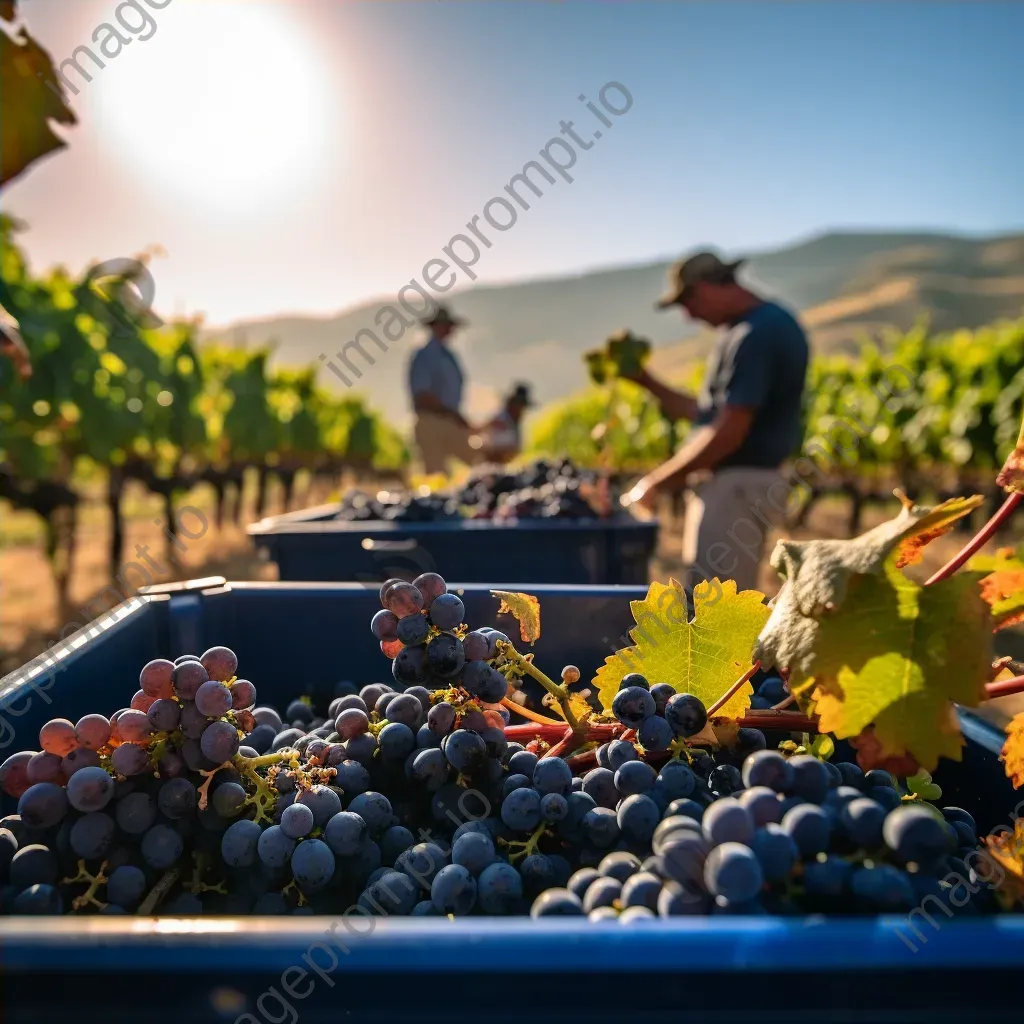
left=0, top=916, right=1022, bottom=972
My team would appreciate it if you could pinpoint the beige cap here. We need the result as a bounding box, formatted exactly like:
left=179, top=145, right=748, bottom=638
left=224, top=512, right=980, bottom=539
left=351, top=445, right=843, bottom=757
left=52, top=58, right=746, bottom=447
left=655, top=251, right=745, bottom=308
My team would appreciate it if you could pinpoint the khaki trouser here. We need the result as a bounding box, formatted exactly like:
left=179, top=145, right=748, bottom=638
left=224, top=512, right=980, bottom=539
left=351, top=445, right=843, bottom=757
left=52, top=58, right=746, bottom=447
left=413, top=412, right=478, bottom=476
left=681, top=466, right=788, bottom=595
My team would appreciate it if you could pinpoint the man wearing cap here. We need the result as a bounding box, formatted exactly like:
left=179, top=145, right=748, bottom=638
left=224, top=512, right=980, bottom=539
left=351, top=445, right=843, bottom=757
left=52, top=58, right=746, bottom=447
left=478, top=382, right=534, bottom=464
left=622, top=251, right=808, bottom=594
left=408, top=305, right=478, bottom=475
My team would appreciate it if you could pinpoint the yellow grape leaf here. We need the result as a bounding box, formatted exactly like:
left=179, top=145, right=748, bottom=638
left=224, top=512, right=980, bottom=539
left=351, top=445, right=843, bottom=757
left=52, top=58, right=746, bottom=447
left=492, top=591, right=541, bottom=645
left=1002, top=713, right=1024, bottom=789
left=894, top=494, right=984, bottom=568
left=966, top=548, right=1024, bottom=574
left=755, top=493, right=984, bottom=676
left=806, top=559, right=993, bottom=771
left=985, top=819, right=1024, bottom=909
left=591, top=578, right=769, bottom=720
left=979, top=568, right=1024, bottom=631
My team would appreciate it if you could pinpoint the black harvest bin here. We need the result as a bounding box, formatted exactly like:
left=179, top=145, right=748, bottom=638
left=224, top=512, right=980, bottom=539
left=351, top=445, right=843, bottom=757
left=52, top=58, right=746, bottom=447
left=246, top=505, right=659, bottom=585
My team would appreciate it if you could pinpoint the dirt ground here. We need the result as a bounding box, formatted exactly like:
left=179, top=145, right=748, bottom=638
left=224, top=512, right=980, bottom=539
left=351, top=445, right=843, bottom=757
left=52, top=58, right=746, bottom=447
left=2, top=482, right=1022, bottom=726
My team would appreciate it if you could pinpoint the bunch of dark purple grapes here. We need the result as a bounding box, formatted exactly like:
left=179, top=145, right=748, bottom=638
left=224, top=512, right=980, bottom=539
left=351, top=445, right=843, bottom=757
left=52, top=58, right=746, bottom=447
left=0, top=647, right=256, bottom=915
left=371, top=573, right=511, bottom=706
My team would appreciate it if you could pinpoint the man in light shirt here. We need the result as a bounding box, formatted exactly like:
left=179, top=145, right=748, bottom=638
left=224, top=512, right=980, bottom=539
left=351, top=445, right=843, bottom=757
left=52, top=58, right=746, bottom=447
left=408, top=305, right=477, bottom=475
left=479, top=382, right=534, bottom=464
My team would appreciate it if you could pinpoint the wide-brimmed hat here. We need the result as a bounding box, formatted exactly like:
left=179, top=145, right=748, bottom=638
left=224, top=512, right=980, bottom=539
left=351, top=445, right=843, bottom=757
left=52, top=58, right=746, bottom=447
left=656, top=251, right=745, bottom=309
left=420, top=305, right=467, bottom=328
left=508, top=382, right=534, bottom=406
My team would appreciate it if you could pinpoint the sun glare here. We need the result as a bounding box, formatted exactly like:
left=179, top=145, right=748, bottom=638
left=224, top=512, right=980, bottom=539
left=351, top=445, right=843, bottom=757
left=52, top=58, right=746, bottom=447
left=90, top=0, right=338, bottom=215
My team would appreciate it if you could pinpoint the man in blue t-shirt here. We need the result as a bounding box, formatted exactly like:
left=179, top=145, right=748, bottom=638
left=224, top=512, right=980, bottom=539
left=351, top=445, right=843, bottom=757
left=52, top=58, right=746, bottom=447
left=622, top=251, right=809, bottom=594
left=408, top=305, right=478, bottom=475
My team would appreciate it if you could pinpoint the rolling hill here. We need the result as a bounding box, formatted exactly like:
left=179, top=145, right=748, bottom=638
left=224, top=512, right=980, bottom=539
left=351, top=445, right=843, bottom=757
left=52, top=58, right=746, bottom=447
left=205, top=230, right=1024, bottom=427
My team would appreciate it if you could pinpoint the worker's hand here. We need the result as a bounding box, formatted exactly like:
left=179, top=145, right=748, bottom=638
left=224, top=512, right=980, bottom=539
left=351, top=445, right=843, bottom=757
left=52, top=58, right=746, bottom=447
left=621, top=477, right=659, bottom=518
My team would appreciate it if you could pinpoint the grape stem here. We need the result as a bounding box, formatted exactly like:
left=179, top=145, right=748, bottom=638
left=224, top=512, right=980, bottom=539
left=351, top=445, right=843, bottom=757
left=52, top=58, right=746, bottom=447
left=986, top=673, right=1024, bottom=700
left=138, top=868, right=180, bottom=915
left=545, top=727, right=577, bottom=760
left=706, top=661, right=761, bottom=717
left=925, top=491, right=1022, bottom=585
left=499, top=696, right=562, bottom=727
left=497, top=641, right=580, bottom=732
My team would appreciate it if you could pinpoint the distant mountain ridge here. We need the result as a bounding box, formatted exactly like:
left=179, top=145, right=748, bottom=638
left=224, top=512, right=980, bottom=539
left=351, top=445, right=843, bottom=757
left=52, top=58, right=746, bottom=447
left=204, top=229, right=1024, bottom=427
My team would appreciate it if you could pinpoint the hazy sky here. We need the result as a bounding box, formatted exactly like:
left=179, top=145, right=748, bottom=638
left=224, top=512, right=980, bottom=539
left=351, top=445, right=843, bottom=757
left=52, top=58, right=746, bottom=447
left=4, top=0, right=1022, bottom=326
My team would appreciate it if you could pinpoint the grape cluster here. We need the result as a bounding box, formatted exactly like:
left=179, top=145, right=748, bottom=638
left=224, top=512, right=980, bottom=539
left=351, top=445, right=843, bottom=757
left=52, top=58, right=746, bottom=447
left=335, top=490, right=461, bottom=523
left=0, top=645, right=260, bottom=915
left=372, top=573, right=511, bottom=706
left=459, top=459, right=597, bottom=520
left=0, top=575, right=1006, bottom=921
left=332, top=459, right=600, bottom=523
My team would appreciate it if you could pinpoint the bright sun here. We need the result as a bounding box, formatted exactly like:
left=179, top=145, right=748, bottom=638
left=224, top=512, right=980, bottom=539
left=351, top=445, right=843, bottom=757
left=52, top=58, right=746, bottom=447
left=91, top=0, right=337, bottom=215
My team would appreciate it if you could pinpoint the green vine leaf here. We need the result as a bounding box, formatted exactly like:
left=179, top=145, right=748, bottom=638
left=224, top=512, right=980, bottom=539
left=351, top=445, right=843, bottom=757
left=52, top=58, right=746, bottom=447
left=591, top=578, right=769, bottom=718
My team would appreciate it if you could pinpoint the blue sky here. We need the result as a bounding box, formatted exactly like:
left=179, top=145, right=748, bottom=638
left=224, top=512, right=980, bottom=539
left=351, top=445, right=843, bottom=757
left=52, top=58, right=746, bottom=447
left=4, top=0, right=1021, bottom=324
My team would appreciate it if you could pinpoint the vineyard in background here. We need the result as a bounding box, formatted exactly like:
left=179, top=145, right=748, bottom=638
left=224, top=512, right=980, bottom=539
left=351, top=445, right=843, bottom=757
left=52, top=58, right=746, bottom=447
left=4, top=192, right=1024, bottom=616
left=0, top=214, right=408, bottom=607
left=527, top=314, right=1024, bottom=534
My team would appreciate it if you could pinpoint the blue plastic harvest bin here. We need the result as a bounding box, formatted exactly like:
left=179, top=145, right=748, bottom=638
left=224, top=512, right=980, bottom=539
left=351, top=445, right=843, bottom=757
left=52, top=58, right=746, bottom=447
left=0, top=578, right=1021, bottom=1024
left=247, top=504, right=659, bottom=585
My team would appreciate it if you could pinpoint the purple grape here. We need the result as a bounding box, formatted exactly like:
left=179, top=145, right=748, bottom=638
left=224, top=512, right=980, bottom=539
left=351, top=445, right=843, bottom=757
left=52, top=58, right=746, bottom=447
left=111, top=743, right=151, bottom=777
left=371, top=609, right=400, bottom=641
left=397, top=614, right=431, bottom=647
left=66, top=766, right=115, bottom=813
left=427, top=593, right=464, bottom=631
left=611, top=686, right=656, bottom=728
left=335, top=709, right=370, bottom=740
left=200, top=646, right=238, bottom=682
left=172, top=659, right=209, bottom=699
left=18, top=783, right=68, bottom=829
left=664, top=693, right=707, bottom=737
left=114, top=710, right=152, bottom=744
left=462, top=631, right=491, bottom=662
left=229, top=680, right=257, bottom=710
left=74, top=715, right=112, bottom=751
left=201, top=721, right=240, bottom=763
left=412, top=572, right=446, bottom=610
left=139, top=659, right=175, bottom=698
left=62, top=748, right=101, bottom=777
left=281, top=802, right=315, bottom=839
left=195, top=680, right=233, bottom=718
left=425, top=634, right=465, bottom=678
left=393, top=645, right=428, bottom=686
left=428, top=702, right=457, bottom=736
left=147, top=698, right=181, bottom=732
left=179, top=701, right=207, bottom=740
left=27, top=752, right=63, bottom=786
left=385, top=583, right=424, bottom=617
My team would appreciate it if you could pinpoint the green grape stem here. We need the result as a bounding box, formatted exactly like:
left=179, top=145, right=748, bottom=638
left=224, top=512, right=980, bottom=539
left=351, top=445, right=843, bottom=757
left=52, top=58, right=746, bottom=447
left=497, top=641, right=581, bottom=733
left=137, top=868, right=181, bottom=915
